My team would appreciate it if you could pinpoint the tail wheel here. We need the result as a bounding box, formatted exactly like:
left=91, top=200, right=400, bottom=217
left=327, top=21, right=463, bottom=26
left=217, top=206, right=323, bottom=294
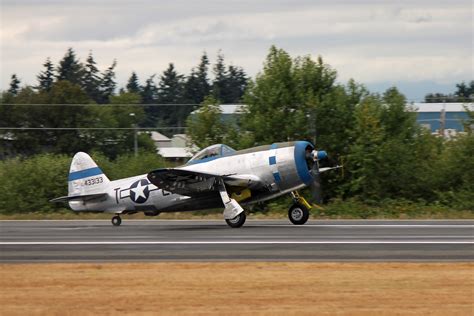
left=111, top=215, right=122, bottom=226
left=225, top=212, right=246, bottom=228
left=288, top=203, right=309, bottom=225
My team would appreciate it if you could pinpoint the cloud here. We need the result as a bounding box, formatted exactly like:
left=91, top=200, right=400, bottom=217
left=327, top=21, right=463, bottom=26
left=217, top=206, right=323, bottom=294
left=1, top=0, right=472, bottom=97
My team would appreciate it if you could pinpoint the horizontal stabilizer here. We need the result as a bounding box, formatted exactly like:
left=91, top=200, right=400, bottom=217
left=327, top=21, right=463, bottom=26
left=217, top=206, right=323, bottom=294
left=50, top=193, right=107, bottom=203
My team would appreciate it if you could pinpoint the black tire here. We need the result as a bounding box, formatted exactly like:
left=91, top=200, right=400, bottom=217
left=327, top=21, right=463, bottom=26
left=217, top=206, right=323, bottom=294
left=111, top=215, right=122, bottom=226
left=225, top=212, right=246, bottom=228
left=288, top=203, right=309, bottom=225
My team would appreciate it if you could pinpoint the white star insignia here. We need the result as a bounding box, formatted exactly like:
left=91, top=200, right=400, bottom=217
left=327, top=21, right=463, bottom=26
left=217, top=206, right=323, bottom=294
left=131, top=181, right=147, bottom=200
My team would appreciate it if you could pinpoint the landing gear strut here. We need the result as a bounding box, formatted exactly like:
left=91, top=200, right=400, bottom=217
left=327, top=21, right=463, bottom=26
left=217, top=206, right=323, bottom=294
left=288, top=192, right=310, bottom=225
left=111, top=215, right=122, bottom=226
left=225, top=212, right=246, bottom=228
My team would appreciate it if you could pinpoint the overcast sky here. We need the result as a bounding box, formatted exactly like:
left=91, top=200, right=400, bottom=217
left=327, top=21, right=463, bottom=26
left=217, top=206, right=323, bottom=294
left=1, top=0, right=472, bottom=100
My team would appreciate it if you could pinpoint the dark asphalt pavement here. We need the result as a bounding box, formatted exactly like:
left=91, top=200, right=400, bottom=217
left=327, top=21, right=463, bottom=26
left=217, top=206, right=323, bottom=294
left=0, top=220, right=472, bottom=262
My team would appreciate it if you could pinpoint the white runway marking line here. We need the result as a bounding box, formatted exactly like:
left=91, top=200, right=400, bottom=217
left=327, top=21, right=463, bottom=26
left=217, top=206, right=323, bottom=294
left=258, top=224, right=474, bottom=228
left=1, top=241, right=473, bottom=245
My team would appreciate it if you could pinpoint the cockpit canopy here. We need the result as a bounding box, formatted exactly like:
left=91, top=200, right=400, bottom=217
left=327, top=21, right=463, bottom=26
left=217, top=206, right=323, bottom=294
left=187, top=144, right=236, bottom=164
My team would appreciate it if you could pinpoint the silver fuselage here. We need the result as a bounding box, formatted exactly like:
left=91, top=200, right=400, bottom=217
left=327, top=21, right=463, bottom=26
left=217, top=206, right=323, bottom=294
left=69, top=142, right=313, bottom=214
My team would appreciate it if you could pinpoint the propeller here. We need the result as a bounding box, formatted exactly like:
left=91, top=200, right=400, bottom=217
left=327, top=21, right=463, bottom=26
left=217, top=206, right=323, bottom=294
left=308, top=149, right=327, bottom=205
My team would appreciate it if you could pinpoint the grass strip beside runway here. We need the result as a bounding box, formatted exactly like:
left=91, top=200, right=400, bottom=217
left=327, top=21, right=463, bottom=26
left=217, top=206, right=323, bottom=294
left=0, top=262, right=472, bottom=315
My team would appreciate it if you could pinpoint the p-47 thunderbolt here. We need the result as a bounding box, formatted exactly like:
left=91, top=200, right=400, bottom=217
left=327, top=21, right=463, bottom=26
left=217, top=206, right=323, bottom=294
left=52, top=141, right=338, bottom=228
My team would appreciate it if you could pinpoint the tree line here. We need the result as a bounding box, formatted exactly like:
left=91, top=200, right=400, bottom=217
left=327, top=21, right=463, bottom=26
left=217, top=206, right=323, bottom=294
left=1, top=48, right=247, bottom=158
left=1, top=46, right=473, bottom=213
left=187, top=46, right=474, bottom=210
left=424, top=81, right=474, bottom=103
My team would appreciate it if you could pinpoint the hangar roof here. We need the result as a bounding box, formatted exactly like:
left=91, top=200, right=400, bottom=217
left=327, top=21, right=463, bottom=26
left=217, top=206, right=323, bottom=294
left=413, top=103, right=473, bottom=112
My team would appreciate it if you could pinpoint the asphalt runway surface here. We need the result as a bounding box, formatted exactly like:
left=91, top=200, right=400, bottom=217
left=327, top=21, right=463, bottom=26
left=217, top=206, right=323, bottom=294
left=0, top=219, right=473, bottom=262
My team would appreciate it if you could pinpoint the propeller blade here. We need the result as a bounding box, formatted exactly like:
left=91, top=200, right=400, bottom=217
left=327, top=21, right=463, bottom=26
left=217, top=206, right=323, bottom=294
left=310, top=153, right=323, bottom=204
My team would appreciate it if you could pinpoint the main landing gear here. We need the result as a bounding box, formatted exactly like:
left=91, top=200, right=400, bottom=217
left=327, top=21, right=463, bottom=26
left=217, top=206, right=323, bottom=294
left=111, top=215, right=122, bottom=226
left=288, top=192, right=311, bottom=225
left=225, top=212, right=247, bottom=228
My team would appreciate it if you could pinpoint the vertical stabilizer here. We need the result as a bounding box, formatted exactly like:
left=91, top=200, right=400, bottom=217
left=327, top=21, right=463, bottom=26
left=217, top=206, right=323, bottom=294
left=68, top=152, right=110, bottom=196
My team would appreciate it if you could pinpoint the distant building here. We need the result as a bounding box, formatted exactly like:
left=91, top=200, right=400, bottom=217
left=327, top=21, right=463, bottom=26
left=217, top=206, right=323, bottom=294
left=190, top=104, right=245, bottom=123
left=171, top=134, right=189, bottom=148
left=147, top=131, right=197, bottom=162
left=413, top=103, right=472, bottom=134
left=203, top=103, right=473, bottom=136
left=149, top=131, right=172, bottom=148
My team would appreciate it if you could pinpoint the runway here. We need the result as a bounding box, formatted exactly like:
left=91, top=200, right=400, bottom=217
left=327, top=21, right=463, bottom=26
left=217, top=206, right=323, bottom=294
left=0, top=219, right=473, bottom=262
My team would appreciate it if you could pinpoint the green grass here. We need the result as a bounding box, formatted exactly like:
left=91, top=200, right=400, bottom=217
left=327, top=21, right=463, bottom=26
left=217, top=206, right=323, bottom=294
left=1, top=200, right=473, bottom=220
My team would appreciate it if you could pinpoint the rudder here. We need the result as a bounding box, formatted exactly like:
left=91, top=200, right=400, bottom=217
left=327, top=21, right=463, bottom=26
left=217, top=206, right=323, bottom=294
left=68, top=152, right=110, bottom=196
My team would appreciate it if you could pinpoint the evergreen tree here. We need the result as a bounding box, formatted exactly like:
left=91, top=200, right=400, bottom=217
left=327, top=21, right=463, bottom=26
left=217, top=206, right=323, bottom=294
left=7, top=74, right=21, bottom=95
left=225, top=65, right=247, bottom=103
left=184, top=53, right=211, bottom=104
left=126, top=72, right=141, bottom=94
left=207, top=52, right=248, bottom=103
left=141, top=75, right=157, bottom=104
left=196, top=52, right=211, bottom=99
left=36, top=58, right=55, bottom=92
left=99, top=60, right=117, bottom=103
left=141, top=75, right=158, bottom=127
left=184, top=70, right=200, bottom=103
left=82, top=52, right=102, bottom=102
left=156, top=63, right=186, bottom=129
left=157, top=63, right=184, bottom=104
left=211, top=52, right=227, bottom=102
left=56, top=48, right=84, bottom=85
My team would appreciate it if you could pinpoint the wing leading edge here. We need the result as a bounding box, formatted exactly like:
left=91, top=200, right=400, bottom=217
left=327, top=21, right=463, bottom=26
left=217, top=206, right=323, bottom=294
left=147, top=168, right=263, bottom=197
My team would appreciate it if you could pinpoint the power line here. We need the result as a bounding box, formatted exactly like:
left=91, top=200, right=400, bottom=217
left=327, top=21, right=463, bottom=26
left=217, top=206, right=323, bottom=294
left=0, top=127, right=186, bottom=130
left=416, top=119, right=464, bottom=122
left=1, top=101, right=471, bottom=106
left=0, top=103, right=201, bottom=107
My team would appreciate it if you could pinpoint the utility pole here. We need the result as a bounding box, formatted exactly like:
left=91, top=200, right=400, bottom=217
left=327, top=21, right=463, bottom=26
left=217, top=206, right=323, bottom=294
left=439, top=102, right=446, bottom=137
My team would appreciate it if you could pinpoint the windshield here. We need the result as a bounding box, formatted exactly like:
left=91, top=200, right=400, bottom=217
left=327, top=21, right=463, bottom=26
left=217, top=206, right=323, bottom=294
left=188, top=144, right=236, bottom=163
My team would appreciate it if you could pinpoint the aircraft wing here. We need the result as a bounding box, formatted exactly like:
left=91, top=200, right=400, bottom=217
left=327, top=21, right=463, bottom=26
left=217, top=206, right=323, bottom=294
left=147, top=168, right=263, bottom=196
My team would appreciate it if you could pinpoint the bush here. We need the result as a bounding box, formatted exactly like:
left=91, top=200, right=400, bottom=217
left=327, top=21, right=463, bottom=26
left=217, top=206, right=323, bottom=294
left=0, top=154, right=70, bottom=213
left=0, top=152, right=168, bottom=214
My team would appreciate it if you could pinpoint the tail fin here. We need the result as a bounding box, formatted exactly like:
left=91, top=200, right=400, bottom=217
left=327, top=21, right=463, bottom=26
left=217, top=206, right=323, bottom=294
left=68, top=152, right=110, bottom=196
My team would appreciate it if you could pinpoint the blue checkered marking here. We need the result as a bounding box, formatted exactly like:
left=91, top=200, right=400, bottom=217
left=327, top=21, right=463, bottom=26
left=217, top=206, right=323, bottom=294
left=273, top=172, right=282, bottom=182
left=269, top=156, right=276, bottom=165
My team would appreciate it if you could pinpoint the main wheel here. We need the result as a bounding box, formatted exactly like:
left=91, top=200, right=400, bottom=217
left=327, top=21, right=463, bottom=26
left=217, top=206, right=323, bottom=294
left=288, top=203, right=309, bottom=225
left=111, top=215, right=122, bottom=226
left=225, top=212, right=246, bottom=228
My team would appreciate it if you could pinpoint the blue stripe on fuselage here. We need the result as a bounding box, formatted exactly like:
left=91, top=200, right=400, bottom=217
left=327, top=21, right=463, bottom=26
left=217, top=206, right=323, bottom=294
left=68, top=167, right=103, bottom=181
